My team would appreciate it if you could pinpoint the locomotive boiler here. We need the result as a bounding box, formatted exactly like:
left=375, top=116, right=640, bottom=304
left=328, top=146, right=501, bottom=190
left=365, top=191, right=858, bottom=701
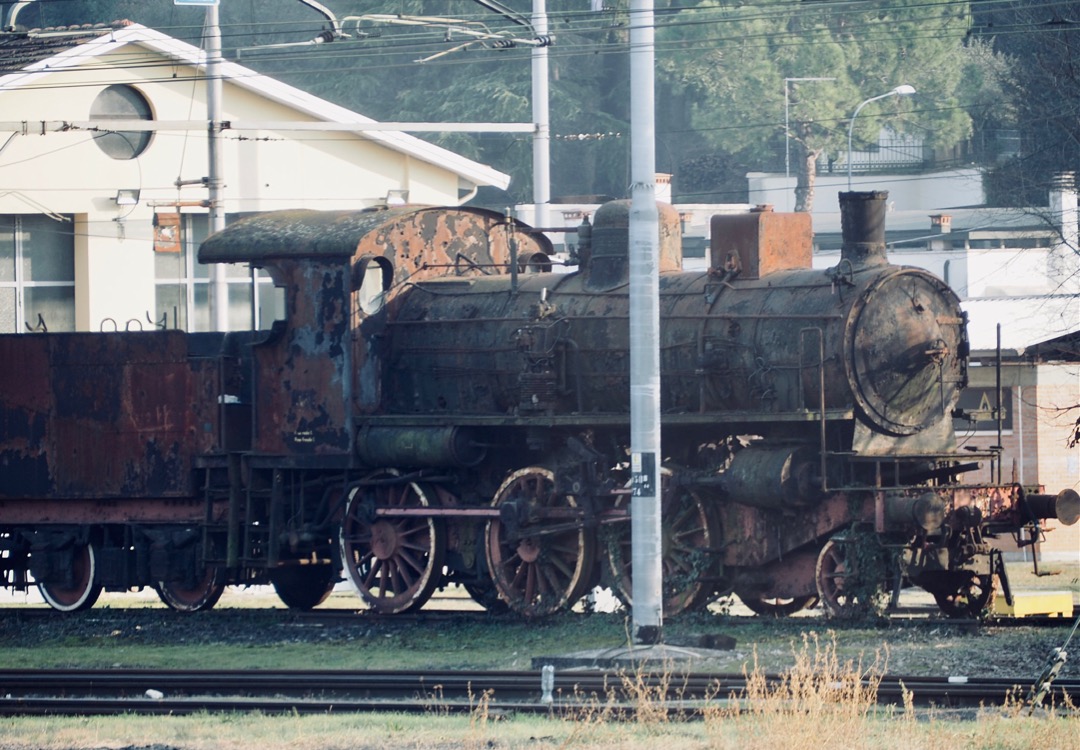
left=0, top=192, right=1075, bottom=618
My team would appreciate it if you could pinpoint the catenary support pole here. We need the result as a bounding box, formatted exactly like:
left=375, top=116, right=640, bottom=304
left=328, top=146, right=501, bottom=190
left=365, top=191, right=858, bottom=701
left=206, top=4, right=229, bottom=332
left=532, top=0, right=550, bottom=231
left=628, top=0, right=662, bottom=644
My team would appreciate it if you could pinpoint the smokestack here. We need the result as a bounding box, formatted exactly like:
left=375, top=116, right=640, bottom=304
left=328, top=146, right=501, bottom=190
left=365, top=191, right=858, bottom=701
left=839, top=190, right=889, bottom=268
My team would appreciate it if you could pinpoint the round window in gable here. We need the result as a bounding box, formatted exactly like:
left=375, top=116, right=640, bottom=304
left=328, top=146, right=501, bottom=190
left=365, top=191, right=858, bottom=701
left=90, top=84, right=153, bottom=160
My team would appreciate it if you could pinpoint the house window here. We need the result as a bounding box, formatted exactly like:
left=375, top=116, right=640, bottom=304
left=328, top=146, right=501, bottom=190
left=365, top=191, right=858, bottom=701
left=154, top=215, right=283, bottom=331
left=0, top=215, right=75, bottom=333
left=90, top=84, right=153, bottom=160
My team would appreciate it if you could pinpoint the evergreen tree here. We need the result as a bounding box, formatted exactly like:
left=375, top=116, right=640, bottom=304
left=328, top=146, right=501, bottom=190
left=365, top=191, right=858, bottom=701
left=654, top=0, right=989, bottom=210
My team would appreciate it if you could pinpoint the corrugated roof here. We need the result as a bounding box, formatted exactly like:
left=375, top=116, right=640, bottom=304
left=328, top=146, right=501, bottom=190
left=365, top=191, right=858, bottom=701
left=0, top=22, right=510, bottom=191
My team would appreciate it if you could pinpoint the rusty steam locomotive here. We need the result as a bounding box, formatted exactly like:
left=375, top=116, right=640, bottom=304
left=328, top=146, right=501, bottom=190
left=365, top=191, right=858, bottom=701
left=1, top=190, right=1076, bottom=617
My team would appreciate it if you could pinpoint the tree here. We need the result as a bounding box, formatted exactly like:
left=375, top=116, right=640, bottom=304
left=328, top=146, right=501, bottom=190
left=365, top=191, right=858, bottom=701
left=974, top=1, right=1080, bottom=207
left=654, top=0, right=988, bottom=210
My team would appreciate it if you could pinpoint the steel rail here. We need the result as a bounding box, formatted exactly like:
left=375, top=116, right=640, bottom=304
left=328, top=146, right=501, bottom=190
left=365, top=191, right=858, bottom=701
left=0, top=668, right=1074, bottom=717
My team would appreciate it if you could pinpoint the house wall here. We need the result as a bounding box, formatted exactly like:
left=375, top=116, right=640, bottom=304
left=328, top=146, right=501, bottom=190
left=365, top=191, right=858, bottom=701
left=0, top=41, right=466, bottom=331
left=964, top=362, right=1080, bottom=560
left=746, top=167, right=985, bottom=214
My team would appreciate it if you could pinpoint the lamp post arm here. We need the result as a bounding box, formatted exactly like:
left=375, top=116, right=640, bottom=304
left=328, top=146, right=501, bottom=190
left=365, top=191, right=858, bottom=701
left=846, top=87, right=914, bottom=190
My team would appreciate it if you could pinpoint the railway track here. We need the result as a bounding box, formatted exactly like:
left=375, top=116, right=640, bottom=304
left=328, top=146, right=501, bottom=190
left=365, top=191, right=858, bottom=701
left=0, top=668, right=1074, bottom=717
left=3, top=604, right=1073, bottom=629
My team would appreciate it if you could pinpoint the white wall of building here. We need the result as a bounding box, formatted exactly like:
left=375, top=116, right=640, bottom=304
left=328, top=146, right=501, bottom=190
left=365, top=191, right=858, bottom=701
left=747, top=167, right=985, bottom=215
left=1, top=29, right=505, bottom=332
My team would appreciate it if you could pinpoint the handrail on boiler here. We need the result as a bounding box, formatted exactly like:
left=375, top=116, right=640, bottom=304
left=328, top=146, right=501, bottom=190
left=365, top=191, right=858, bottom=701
left=799, top=327, right=828, bottom=492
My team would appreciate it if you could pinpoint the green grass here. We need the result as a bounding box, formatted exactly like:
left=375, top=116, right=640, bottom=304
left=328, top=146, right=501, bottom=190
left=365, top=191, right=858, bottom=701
left=1, top=634, right=1077, bottom=750
left=0, top=563, right=1076, bottom=749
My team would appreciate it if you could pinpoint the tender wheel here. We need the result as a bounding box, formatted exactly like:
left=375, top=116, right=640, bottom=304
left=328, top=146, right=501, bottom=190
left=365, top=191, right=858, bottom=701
left=738, top=593, right=819, bottom=617
left=156, top=567, right=226, bottom=612
left=928, top=572, right=996, bottom=618
left=815, top=537, right=886, bottom=617
left=486, top=467, right=596, bottom=617
left=38, top=542, right=102, bottom=613
left=606, top=472, right=721, bottom=616
left=270, top=563, right=337, bottom=611
left=340, top=474, right=446, bottom=614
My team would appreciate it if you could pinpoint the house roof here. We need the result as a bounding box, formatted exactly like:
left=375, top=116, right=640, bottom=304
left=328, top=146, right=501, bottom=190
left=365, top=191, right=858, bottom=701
left=0, top=22, right=511, bottom=191
left=962, top=295, right=1080, bottom=355
left=811, top=207, right=1056, bottom=250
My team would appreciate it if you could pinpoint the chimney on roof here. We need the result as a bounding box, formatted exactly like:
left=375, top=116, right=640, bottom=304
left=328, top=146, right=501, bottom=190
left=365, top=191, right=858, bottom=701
left=930, top=214, right=952, bottom=234
left=1050, top=172, right=1077, bottom=246
left=1049, top=172, right=1079, bottom=293
left=655, top=173, right=672, bottom=204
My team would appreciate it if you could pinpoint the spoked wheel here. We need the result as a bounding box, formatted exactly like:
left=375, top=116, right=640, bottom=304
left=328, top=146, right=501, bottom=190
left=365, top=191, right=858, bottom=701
left=926, top=572, right=997, bottom=618
left=486, top=467, right=596, bottom=617
left=156, top=566, right=226, bottom=612
left=815, top=537, right=886, bottom=617
left=340, top=473, right=446, bottom=614
left=38, top=542, right=102, bottom=613
left=738, top=593, right=819, bottom=617
left=606, top=471, right=721, bottom=616
left=271, top=563, right=338, bottom=611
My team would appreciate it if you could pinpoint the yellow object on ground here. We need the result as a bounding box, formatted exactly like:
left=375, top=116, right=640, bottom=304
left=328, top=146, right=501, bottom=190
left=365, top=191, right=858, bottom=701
left=993, top=590, right=1075, bottom=617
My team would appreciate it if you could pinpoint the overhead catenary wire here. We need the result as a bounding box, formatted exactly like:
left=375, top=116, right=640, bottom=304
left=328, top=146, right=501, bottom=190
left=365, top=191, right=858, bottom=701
left=2, top=0, right=1075, bottom=203
left=4, top=0, right=1078, bottom=86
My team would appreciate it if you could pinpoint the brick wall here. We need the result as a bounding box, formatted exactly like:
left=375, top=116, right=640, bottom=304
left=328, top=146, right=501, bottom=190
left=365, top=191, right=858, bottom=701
left=1033, top=365, right=1080, bottom=560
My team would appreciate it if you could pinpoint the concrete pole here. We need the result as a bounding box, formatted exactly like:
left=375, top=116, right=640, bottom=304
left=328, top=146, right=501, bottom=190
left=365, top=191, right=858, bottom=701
left=628, top=0, right=662, bottom=644
left=206, top=4, right=229, bottom=332
left=531, top=0, right=550, bottom=230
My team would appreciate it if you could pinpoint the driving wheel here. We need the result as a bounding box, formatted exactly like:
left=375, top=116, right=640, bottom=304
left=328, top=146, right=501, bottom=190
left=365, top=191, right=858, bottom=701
left=606, top=471, right=721, bottom=616
left=340, top=473, right=446, bottom=614
left=485, top=467, right=596, bottom=617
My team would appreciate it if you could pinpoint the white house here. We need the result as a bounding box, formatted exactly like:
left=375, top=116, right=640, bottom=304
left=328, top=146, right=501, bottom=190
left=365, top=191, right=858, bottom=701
left=0, top=21, right=510, bottom=333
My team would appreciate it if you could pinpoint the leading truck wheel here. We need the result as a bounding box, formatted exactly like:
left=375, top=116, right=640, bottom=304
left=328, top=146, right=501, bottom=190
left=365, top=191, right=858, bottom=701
left=486, top=467, right=596, bottom=617
left=815, top=537, right=887, bottom=617
left=38, top=542, right=102, bottom=613
left=927, top=571, right=996, bottom=619
left=340, top=473, right=446, bottom=614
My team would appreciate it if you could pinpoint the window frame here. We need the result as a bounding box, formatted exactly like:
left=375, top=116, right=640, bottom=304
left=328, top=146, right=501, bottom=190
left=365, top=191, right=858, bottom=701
left=154, top=214, right=282, bottom=332
left=0, top=214, right=76, bottom=333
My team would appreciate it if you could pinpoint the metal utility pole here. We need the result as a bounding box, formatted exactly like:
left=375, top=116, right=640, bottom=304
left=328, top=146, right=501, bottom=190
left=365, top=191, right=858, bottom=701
left=628, top=0, right=662, bottom=645
left=531, top=0, right=550, bottom=230
left=205, top=3, right=228, bottom=332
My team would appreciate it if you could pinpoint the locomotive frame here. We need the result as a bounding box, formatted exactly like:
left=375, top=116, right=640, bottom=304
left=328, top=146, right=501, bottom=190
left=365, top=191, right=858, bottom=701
left=0, top=193, right=1076, bottom=617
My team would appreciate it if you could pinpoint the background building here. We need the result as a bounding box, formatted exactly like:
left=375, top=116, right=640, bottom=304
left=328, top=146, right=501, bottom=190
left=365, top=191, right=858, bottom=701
left=1, top=22, right=509, bottom=333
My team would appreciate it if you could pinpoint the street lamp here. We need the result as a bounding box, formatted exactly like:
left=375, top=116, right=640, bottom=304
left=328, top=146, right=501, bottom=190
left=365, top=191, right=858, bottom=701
left=847, top=84, right=916, bottom=190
